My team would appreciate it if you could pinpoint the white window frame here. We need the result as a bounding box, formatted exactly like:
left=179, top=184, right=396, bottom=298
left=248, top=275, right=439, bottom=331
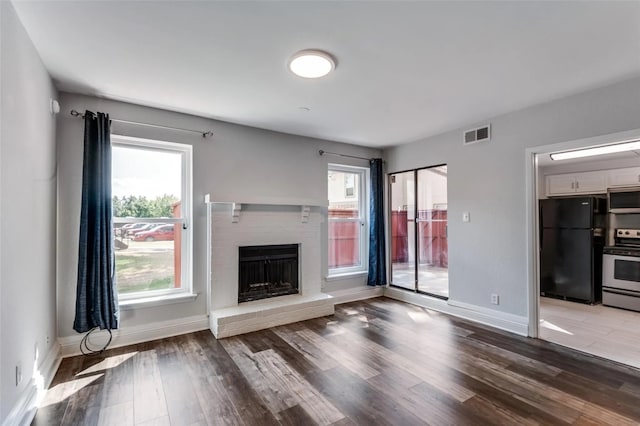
left=111, top=135, right=193, bottom=302
left=328, top=164, right=369, bottom=276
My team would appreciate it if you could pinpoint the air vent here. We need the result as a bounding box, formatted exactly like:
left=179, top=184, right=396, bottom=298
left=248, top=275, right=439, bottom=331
left=463, top=124, right=491, bottom=145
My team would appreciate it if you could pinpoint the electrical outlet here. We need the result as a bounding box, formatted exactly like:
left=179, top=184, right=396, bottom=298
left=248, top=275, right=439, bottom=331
left=45, top=335, right=50, bottom=345
left=491, top=293, right=499, bottom=305
left=462, top=212, right=470, bottom=223
left=15, top=363, right=22, bottom=386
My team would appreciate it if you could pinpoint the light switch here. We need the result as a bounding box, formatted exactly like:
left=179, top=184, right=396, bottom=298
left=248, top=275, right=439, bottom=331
left=462, top=212, right=470, bottom=223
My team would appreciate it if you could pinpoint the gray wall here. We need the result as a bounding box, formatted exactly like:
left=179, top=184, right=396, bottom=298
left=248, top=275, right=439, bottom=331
left=384, top=76, right=640, bottom=317
left=56, top=92, right=380, bottom=339
left=0, top=2, right=58, bottom=421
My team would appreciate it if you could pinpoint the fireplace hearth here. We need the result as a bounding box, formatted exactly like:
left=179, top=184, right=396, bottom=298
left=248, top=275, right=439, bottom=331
left=238, top=244, right=299, bottom=303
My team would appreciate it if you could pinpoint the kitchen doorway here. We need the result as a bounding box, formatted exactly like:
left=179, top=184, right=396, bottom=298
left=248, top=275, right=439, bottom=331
left=527, top=128, right=640, bottom=368
left=389, top=165, right=448, bottom=298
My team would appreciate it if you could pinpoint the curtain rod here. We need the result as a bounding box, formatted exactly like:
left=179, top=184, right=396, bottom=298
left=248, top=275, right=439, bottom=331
left=70, top=110, right=213, bottom=138
left=318, top=150, right=374, bottom=161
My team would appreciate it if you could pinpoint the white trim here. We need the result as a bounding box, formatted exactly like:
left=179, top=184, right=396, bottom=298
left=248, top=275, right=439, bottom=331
left=524, top=127, right=640, bottom=340
left=58, top=315, right=208, bottom=358
left=39, top=342, right=62, bottom=394
left=328, top=286, right=384, bottom=304
left=2, top=379, right=37, bottom=426
left=525, top=148, right=540, bottom=338
left=383, top=288, right=528, bottom=336
left=111, top=134, right=193, bottom=301
left=328, top=163, right=370, bottom=276
left=204, top=195, right=328, bottom=208
left=2, top=343, right=61, bottom=426
left=119, top=292, right=198, bottom=310
left=325, top=270, right=368, bottom=281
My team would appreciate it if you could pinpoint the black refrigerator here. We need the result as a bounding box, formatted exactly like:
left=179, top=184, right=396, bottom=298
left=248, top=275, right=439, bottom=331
left=539, top=197, right=605, bottom=303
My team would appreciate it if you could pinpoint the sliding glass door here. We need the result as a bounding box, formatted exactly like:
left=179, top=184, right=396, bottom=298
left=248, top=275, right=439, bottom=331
left=390, top=171, right=415, bottom=290
left=390, top=165, right=448, bottom=298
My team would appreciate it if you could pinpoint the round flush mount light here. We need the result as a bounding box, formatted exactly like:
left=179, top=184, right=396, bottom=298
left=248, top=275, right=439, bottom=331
left=288, top=49, right=336, bottom=78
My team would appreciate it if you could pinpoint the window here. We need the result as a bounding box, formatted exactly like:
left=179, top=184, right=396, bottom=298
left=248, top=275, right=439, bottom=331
left=328, top=164, right=368, bottom=275
left=345, top=174, right=355, bottom=198
left=111, top=135, right=192, bottom=301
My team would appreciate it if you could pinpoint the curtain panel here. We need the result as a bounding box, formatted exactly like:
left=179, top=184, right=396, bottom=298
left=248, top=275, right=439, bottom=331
left=73, top=111, right=119, bottom=333
left=368, top=158, right=387, bottom=286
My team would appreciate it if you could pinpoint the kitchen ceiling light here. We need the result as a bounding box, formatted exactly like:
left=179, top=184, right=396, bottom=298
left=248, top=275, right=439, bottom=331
left=288, top=50, right=335, bottom=78
left=550, top=139, right=640, bottom=161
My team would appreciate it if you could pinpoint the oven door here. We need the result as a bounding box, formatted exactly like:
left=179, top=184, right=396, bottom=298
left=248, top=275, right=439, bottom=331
left=603, top=254, right=640, bottom=292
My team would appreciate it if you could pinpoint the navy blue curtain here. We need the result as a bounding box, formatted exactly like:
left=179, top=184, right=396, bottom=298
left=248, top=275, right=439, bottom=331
left=368, top=158, right=387, bottom=286
left=73, top=111, right=119, bottom=333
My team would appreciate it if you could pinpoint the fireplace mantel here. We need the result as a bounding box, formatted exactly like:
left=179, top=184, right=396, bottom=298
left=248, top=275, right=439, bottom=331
left=204, top=193, right=328, bottom=207
left=204, top=193, right=326, bottom=223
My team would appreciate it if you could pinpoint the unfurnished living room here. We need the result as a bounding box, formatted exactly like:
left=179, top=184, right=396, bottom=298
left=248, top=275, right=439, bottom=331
left=2, top=1, right=640, bottom=425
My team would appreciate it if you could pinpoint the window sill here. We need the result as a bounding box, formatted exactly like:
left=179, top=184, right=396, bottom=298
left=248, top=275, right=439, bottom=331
left=119, top=292, right=198, bottom=310
left=326, top=270, right=368, bottom=282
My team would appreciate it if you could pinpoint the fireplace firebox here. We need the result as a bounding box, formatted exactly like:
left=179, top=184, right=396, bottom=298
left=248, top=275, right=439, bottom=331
left=238, top=244, right=299, bottom=303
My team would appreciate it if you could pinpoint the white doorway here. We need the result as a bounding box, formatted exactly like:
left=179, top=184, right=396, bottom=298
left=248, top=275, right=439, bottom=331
left=526, top=128, right=640, bottom=367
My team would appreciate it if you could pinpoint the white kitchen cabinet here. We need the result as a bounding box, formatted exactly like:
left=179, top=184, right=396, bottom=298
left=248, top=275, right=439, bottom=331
left=607, top=166, right=640, bottom=188
left=546, top=171, right=607, bottom=196
left=574, top=171, right=608, bottom=193
left=547, top=174, right=577, bottom=195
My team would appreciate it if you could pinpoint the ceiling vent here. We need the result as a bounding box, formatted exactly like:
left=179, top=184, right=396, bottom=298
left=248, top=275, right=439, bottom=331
left=464, top=124, right=491, bottom=145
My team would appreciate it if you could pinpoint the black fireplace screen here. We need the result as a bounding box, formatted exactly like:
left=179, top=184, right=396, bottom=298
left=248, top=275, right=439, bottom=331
left=238, top=244, right=299, bottom=303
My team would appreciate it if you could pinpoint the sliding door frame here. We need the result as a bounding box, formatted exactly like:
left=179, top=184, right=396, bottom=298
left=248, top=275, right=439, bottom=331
left=388, top=163, right=448, bottom=300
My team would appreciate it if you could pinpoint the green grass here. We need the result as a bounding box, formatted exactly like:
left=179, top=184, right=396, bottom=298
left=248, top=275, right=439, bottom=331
left=119, top=277, right=173, bottom=294
left=115, top=250, right=175, bottom=293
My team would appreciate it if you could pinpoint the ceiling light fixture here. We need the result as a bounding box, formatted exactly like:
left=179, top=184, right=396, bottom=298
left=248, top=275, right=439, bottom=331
left=550, top=139, right=640, bottom=161
left=288, top=50, right=335, bottom=79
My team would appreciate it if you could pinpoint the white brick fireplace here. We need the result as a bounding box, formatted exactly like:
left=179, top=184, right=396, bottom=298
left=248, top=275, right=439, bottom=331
left=205, top=197, right=334, bottom=338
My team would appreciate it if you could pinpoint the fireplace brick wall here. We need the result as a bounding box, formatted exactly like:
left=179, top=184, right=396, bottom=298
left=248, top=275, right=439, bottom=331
left=210, top=206, right=322, bottom=310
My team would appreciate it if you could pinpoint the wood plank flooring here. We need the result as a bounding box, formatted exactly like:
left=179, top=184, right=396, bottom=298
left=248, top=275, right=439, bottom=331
left=34, top=298, right=640, bottom=426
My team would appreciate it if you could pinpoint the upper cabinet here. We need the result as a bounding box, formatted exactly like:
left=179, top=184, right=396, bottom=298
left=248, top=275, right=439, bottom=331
left=546, top=167, right=640, bottom=197
left=608, top=167, right=640, bottom=188
left=546, top=171, right=607, bottom=196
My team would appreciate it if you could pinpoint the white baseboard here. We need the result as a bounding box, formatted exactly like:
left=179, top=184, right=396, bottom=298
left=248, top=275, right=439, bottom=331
left=383, top=287, right=528, bottom=336
left=58, top=314, right=209, bottom=358
left=446, top=299, right=529, bottom=336
left=328, top=286, right=384, bottom=305
left=2, top=343, right=61, bottom=426
left=2, top=379, right=37, bottom=426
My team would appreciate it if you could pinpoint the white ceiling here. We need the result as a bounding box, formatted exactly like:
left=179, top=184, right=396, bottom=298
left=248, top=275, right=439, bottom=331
left=12, top=1, right=640, bottom=148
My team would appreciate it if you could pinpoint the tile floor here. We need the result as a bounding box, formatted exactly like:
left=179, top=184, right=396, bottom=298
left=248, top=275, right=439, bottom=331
left=539, top=296, right=640, bottom=369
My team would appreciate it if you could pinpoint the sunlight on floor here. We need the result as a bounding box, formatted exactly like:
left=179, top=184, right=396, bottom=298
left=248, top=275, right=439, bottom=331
left=75, top=352, right=138, bottom=376
left=40, top=374, right=104, bottom=407
left=357, top=315, right=369, bottom=324
left=539, top=319, right=574, bottom=335
left=407, top=311, right=430, bottom=323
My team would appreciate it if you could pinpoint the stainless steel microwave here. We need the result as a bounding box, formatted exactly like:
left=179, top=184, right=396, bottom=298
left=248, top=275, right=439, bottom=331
left=609, top=188, right=640, bottom=213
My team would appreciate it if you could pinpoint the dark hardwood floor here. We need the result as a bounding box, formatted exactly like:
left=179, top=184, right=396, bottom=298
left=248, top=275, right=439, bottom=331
left=34, top=297, right=640, bottom=425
